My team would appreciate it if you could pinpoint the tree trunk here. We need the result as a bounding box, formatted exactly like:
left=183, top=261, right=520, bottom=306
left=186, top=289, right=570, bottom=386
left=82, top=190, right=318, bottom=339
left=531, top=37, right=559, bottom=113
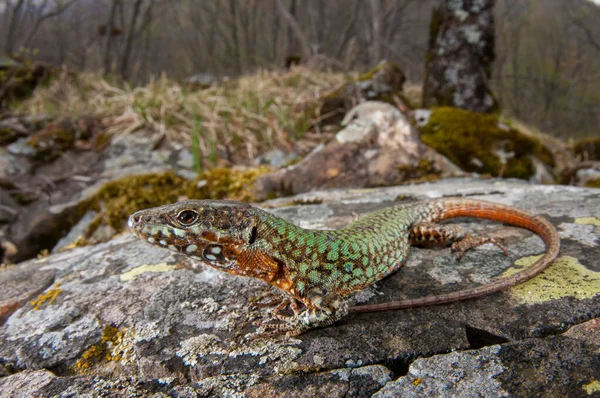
left=103, top=0, right=120, bottom=75
left=229, top=0, right=242, bottom=75
left=120, top=0, right=144, bottom=80
left=4, top=0, right=26, bottom=54
left=277, top=0, right=312, bottom=59
left=422, top=0, right=498, bottom=113
left=369, top=0, right=383, bottom=63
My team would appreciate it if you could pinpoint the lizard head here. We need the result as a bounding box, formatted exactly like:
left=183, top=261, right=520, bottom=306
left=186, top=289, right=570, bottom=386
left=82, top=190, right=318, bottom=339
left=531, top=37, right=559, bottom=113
left=128, top=200, right=260, bottom=273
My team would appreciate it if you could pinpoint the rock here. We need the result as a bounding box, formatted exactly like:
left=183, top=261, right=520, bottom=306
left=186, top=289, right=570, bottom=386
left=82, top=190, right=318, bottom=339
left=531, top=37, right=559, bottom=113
left=255, top=102, right=461, bottom=198
left=2, top=128, right=195, bottom=264
left=0, top=178, right=598, bottom=396
left=0, top=261, right=56, bottom=325
left=572, top=162, right=600, bottom=188
left=373, top=337, right=600, bottom=397
left=422, top=0, right=498, bottom=113
left=0, top=62, right=56, bottom=109
left=5, top=138, right=36, bottom=158
left=419, top=107, right=557, bottom=182
left=255, top=148, right=298, bottom=168
left=183, top=73, right=218, bottom=89
left=0, top=370, right=56, bottom=398
left=0, top=117, right=29, bottom=146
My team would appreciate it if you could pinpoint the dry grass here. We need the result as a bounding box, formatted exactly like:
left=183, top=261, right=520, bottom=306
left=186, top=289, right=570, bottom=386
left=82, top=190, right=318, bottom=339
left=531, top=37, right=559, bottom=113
left=16, top=67, right=350, bottom=166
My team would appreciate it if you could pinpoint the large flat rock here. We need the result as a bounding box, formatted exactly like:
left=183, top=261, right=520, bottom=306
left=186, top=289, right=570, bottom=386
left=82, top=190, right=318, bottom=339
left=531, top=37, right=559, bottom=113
left=1, top=178, right=599, bottom=397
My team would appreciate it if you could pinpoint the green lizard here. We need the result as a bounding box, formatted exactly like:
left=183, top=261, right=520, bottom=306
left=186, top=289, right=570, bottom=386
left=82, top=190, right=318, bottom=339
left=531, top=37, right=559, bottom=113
left=128, top=198, right=560, bottom=335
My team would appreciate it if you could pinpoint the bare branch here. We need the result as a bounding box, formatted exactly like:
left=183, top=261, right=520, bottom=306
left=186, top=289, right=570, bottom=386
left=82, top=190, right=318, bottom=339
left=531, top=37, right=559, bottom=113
left=22, top=0, right=80, bottom=49
left=275, top=0, right=312, bottom=58
left=334, top=0, right=361, bottom=58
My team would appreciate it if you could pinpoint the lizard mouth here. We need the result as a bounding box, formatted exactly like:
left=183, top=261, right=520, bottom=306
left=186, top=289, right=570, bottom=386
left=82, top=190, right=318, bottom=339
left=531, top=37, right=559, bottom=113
left=128, top=212, right=168, bottom=240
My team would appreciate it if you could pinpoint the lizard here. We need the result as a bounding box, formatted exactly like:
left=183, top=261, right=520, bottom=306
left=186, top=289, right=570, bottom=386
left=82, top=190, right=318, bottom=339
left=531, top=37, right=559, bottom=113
left=128, top=198, right=560, bottom=335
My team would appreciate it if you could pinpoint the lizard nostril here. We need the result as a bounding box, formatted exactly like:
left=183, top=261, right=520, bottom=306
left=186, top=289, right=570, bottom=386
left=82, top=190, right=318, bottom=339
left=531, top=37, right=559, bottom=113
left=129, top=213, right=145, bottom=226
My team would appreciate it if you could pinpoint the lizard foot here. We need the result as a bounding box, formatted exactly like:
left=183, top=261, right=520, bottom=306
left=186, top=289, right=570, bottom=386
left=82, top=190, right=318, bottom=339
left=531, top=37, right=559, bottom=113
left=250, top=292, right=302, bottom=320
left=246, top=319, right=305, bottom=339
left=451, top=235, right=509, bottom=259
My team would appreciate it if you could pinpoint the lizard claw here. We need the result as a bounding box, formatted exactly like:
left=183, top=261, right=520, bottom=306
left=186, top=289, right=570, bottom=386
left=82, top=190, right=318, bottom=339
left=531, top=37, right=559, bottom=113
left=247, top=318, right=304, bottom=339
left=451, top=235, right=509, bottom=259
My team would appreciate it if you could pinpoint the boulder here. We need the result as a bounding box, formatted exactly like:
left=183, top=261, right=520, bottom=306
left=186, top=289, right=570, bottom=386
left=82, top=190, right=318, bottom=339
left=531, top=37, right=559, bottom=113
left=1, top=178, right=598, bottom=396
left=255, top=102, right=461, bottom=199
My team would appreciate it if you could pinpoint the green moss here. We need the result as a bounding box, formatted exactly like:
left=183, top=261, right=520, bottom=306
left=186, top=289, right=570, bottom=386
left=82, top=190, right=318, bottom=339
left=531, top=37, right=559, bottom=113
left=81, top=167, right=269, bottom=239
left=584, top=178, right=600, bottom=188
left=420, top=107, right=554, bottom=180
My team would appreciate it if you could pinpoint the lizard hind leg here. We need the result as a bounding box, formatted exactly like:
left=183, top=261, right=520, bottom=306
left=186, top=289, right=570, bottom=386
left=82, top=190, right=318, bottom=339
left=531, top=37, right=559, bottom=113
left=409, top=223, right=509, bottom=259
left=299, top=288, right=349, bottom=330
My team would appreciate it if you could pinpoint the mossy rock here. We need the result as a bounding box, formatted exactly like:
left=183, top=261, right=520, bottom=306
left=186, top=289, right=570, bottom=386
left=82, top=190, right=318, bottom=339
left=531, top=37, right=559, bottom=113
left=585, top=178, right=600, bottom=189
left=572, top=137, right=600, bottom=161
left=81, top=167, right=269, bottom=239
left=0, top=62, right=55, bottom=108
left=420, top=107, right=554, bottom=180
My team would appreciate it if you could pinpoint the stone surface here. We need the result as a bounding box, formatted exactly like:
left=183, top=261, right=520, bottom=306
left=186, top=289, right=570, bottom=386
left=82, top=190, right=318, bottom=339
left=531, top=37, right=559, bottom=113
left=422, top=0, right=498, bottom=113
left=0, top=178, right=599, bottom=396
left=255, top=102, right=462, bottom=198
left=1, top=127, right=193, bottom=264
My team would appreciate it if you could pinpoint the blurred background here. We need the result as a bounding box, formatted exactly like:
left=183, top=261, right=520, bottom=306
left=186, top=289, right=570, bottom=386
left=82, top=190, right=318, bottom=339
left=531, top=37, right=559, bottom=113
left=1, top=0, right=599, bottom=138
left=0, top=0, right=599, bottom=264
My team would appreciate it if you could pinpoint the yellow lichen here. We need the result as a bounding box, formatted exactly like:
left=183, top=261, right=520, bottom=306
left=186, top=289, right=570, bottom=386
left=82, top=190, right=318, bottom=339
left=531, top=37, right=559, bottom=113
left=420, top=107, right=554, bottom=180
left=575, top=217, right=600, bottom=227
left=30, top=284, right=63, bottom=310
left=37, top=249, right=49, bottom=259
left=413, top=377, right=423, bottom=386
left=583, top=380, right=600, bottom=395
left=120, top=263, right=177, bottom=282
left=74, top=324, right=134, bottom=372
left=75, top=344, right=104, bottom=369
left=57, top=236, right=90, bottom=252
left=501, top=256, right=600, bottom=304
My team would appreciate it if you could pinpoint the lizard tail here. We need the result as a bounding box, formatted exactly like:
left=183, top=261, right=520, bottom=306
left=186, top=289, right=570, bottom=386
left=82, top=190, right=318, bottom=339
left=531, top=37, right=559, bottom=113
left=350, top=198, right=560, bottom=313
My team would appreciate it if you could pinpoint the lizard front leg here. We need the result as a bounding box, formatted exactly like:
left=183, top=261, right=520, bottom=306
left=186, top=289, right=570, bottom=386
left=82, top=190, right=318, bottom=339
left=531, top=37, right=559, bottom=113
left=253, top=288, right=349, bottom=337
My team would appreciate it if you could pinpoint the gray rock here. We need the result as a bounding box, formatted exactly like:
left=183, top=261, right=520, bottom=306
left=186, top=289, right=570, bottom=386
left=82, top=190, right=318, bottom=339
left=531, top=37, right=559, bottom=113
left=6, top=138, right=36, bottom=157
left=255, top=149, right=298, bottom=168
left=255, top=103, right=462, bottom=198
left=3, top=128, right=196, bottom=264
left=184, top=73, right=218, bottom=88
left=0, top=178, right=599, bottom=396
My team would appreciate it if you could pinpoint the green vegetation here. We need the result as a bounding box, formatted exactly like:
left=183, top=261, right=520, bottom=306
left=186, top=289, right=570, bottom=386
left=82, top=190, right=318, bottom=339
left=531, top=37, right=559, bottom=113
left=15, top=68, right=347, bottom=165
left=420, top=107, right=554, bottom=180
left=80, top=167, right=269, bottom=240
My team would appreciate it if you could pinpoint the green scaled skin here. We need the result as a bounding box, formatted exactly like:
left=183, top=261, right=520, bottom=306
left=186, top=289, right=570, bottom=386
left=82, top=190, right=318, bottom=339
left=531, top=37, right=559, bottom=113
left=128, top=198, right=560, bottom=335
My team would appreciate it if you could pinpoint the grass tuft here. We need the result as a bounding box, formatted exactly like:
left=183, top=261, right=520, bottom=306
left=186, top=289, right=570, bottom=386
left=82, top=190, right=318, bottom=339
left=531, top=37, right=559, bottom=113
left=15, top=67, right=348, bottom=165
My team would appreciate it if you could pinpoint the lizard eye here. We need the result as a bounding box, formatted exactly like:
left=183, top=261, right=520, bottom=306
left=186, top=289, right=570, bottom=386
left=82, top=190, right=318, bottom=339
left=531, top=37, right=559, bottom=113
left=176, top=210, right=198, bottom=225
